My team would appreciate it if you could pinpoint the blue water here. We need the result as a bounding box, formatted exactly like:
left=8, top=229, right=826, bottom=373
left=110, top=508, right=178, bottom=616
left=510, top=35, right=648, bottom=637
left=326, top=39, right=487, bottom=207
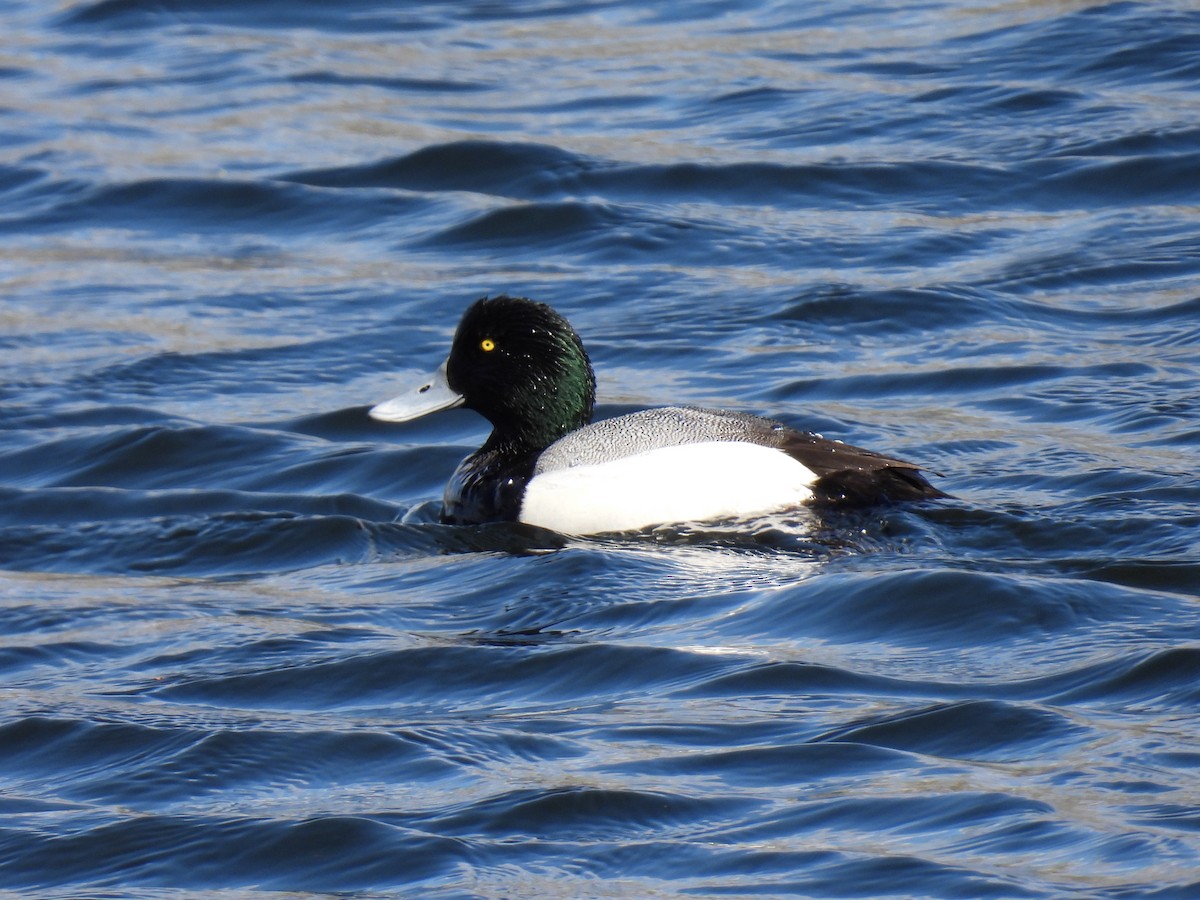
left=2, top=0, right=1199, bottom=896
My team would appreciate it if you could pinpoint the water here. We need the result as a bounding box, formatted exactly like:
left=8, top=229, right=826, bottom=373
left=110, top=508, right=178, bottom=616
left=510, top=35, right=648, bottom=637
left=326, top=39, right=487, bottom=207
left=2, top=0, right=1199, bottom=896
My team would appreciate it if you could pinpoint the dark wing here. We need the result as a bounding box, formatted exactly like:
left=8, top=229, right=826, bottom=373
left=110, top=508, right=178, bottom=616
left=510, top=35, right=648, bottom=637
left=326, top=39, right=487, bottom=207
left=776, top=430, right=950, bottom=505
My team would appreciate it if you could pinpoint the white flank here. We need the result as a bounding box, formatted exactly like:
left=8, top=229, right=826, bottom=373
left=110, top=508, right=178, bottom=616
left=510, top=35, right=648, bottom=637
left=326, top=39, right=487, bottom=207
left=519, top=441, right=816, bottom=535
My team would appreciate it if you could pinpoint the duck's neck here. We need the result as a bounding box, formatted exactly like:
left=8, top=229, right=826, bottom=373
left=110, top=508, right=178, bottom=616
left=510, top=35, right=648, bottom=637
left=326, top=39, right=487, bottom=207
left=484, top=364, right=595, bottom=454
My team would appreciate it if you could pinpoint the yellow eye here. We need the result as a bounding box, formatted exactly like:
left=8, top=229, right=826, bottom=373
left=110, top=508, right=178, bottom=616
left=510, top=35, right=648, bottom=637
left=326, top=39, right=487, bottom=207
left=480, top=338, right=495, bottom=352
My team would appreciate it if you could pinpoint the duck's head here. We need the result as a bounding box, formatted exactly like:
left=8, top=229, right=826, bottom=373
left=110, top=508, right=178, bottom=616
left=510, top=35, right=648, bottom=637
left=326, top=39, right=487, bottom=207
left=370, top=296, right=597, bottom=451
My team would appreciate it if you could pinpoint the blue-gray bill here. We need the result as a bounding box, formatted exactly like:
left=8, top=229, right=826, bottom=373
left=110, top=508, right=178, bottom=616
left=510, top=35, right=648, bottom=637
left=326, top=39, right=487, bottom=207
left=369, top=362, right=463, bottom=423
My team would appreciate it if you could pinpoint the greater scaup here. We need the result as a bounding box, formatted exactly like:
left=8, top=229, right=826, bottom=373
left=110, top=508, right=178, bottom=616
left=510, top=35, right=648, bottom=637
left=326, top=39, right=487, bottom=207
left=370, top=295, right=947, bottom=534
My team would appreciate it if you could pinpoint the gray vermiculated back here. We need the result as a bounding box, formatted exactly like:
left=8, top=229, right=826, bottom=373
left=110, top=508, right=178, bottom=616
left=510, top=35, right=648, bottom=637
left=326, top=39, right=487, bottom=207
left=533, top=407, right=789, bottom=475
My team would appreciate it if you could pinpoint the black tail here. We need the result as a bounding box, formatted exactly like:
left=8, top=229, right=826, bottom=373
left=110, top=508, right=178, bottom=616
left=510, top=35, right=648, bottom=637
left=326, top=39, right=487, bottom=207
left=810, top=466, right=950, bottom=506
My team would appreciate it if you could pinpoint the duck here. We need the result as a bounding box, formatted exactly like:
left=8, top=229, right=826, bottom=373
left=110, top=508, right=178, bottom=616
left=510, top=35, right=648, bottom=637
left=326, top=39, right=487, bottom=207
left=369, top=295, right=947, bottom=535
